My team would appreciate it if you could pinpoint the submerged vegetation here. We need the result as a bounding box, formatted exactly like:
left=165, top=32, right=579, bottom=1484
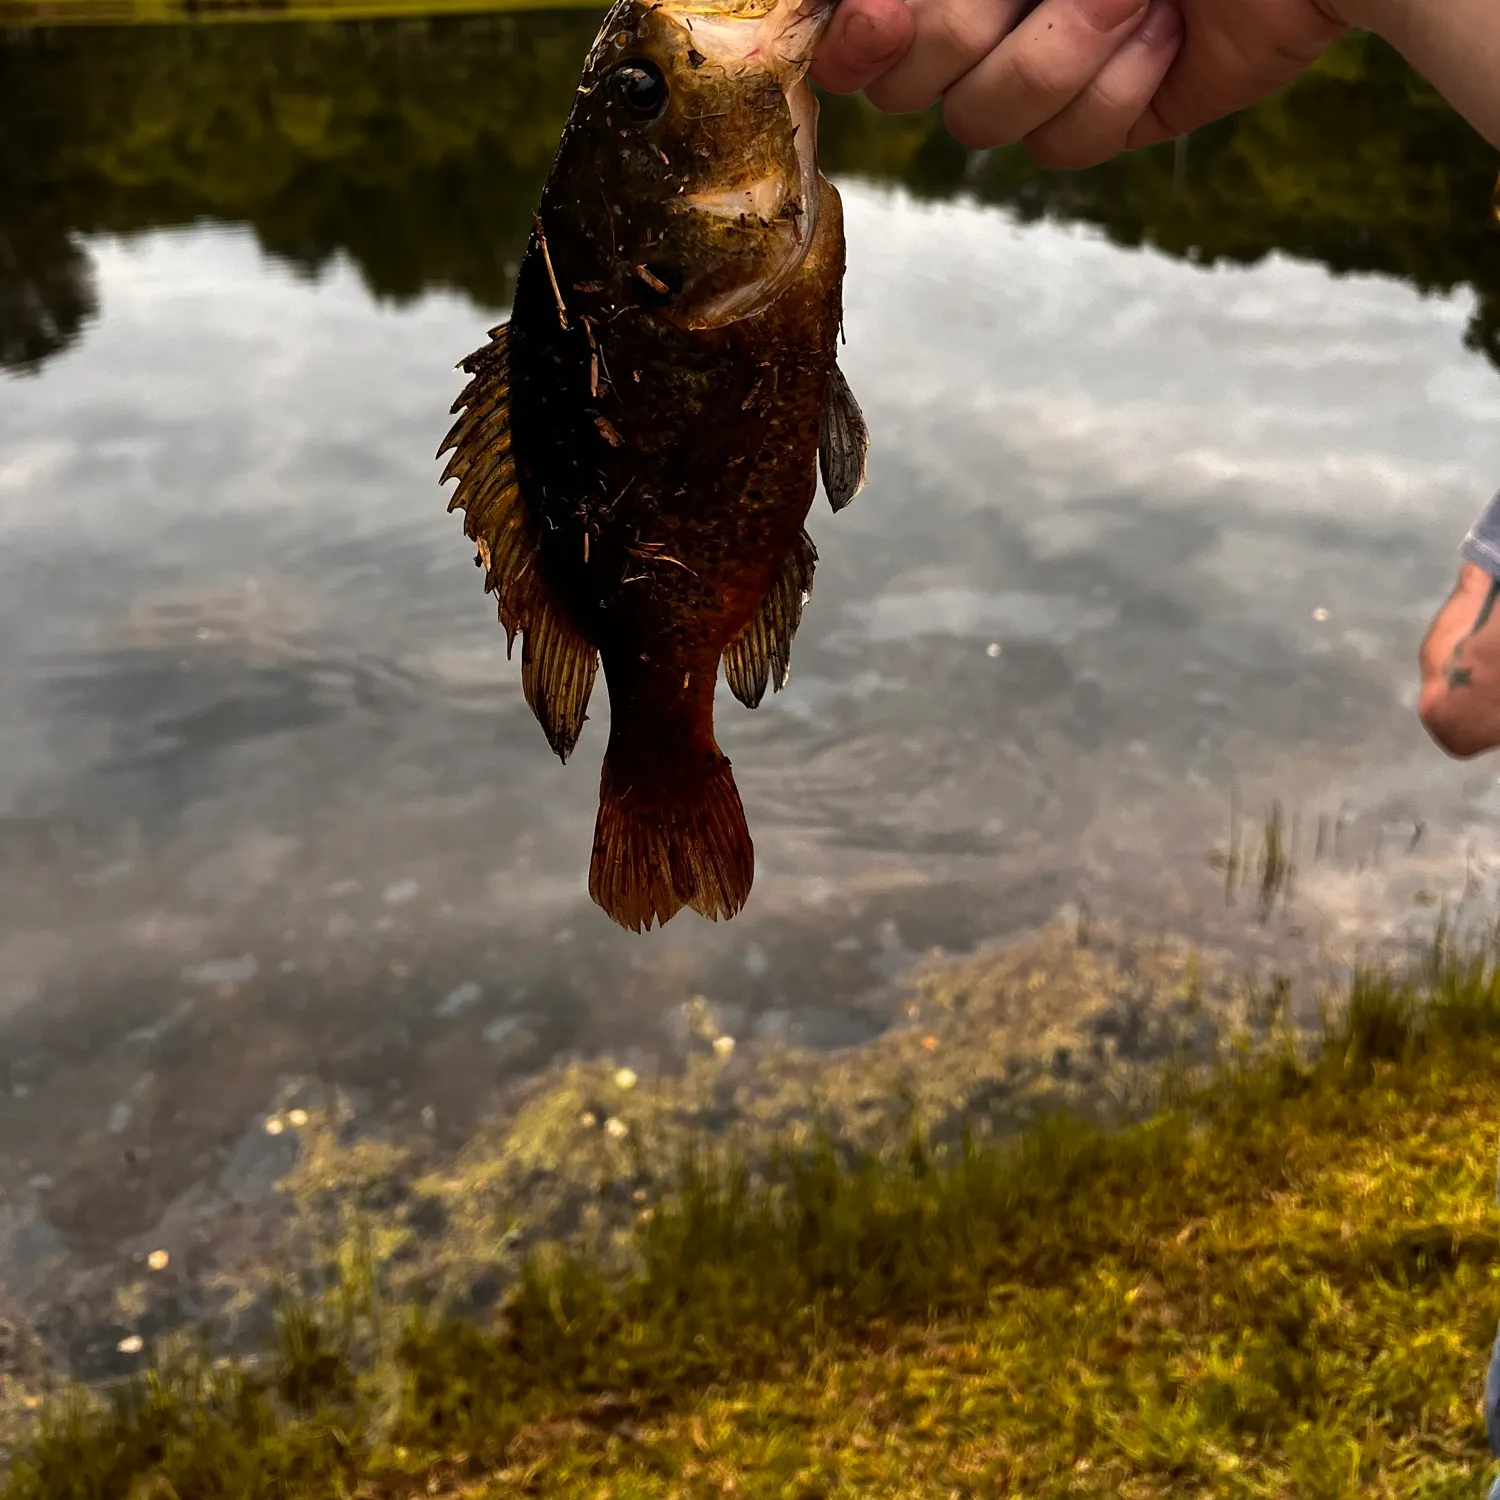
left=1, top=18, right=1496, bottom=377
left=8, top=930, right=1500, bottom=1497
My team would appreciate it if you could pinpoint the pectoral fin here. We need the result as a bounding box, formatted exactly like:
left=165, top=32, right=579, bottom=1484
left=439, top=324, right=598, bottom=761
left=722, top=529, right=818, bottom=710
left=818, top=360, right=868, bottom=514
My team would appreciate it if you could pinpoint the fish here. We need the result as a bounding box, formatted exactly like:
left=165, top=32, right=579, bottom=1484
left=438, top=0, right=868, bottom=933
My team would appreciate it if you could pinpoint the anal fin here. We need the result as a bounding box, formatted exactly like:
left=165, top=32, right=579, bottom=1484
left=723, top=529, right=818, bottom=710
left=439, top=323, right=598, bottom=761
left=819, top=360, right=869, bottom=513
left=521, top=602, right=598, bottom=761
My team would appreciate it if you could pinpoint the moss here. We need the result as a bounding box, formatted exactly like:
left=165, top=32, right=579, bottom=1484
left=9, top=929, right=1500, bottom=1497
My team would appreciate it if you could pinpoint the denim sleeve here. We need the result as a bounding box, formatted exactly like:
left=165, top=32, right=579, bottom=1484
left=1487, top=1323, right=1500, bottom=1457
left=1460, top=491, right=1500, bottom=580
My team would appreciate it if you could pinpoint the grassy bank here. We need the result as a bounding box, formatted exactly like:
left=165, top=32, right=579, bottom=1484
left=6, top=934, right=1500, bottom=1498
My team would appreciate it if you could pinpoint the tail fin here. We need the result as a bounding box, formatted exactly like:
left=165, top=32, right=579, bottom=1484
left=588, top=750, right=754, bottom=933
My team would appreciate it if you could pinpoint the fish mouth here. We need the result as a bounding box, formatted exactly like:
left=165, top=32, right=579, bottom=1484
left=757, top=0, right=838, bottom=72
left=651, top=0, right=834, bottom=329
left=664, top=0, right=837, bottom=78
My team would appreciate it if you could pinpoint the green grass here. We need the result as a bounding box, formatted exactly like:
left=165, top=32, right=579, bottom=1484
left=8, top=937, right=1500, bottom=1498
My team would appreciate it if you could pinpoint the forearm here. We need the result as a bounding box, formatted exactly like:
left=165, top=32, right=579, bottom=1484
left=1343, top=0, right=1500, bottom=147
left=1419, top=563, right=1500, bottom=758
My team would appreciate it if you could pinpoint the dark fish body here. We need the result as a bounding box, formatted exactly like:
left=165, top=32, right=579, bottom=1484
left=440, top=0, right=868, bottom=932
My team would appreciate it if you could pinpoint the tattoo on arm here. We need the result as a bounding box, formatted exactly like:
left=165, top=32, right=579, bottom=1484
left=1443, top=577, right=1500, bottom=690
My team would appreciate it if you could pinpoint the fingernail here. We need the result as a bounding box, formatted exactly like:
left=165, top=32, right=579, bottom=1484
left=1136, top=0, right=1182, bottom=44
left=1079, top=0, right=1148, bottom=32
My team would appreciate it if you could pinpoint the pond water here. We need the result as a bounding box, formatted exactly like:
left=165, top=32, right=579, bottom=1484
left=2, top=13, right=1500, bottom=1368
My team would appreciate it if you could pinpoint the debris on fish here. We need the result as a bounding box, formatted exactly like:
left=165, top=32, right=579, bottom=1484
left=440, top=0, right=868, bottom=933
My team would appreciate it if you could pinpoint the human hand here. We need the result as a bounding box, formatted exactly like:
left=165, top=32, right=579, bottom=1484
left=811, top=0, right=1350, bottom=169
left=1122, top=0, right=1350, bottom=153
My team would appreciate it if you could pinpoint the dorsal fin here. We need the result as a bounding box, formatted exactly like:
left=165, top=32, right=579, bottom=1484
left=722, top=529, right=818, bottom=710
left=439, top=324, right=598, bottom=761
left=819, top=360, right=869, bottom=513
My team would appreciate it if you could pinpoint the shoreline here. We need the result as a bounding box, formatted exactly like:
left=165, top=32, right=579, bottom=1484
left=4, top=913, right=1499, bottom=1493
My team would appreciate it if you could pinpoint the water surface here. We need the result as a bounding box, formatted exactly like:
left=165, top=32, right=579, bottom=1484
left=2, top=14, right=1500, bottom=1366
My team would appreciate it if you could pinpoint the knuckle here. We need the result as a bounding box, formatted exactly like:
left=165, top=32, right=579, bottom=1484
left=1082, top=70, right=1135, bottom=118
left=1023, top=128, right=1099, bottom=170
left=929, top=2, right=993, bottom=64
left=1125, top=106, right=1172, bottom=150
left=1004, top=40, right=1071, bottom=101
left=1022, top=132, right=1073, bottom=169
left=940, top=94, right=1005, bottom=151
left=867, top=75, right=940, bottom=114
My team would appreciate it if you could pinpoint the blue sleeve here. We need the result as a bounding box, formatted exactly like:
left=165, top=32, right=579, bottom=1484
left=1460, top=491, right=1500, bottom=580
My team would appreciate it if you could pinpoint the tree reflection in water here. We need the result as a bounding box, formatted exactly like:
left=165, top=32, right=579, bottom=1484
left=0, top=16, right=1495, bottom=377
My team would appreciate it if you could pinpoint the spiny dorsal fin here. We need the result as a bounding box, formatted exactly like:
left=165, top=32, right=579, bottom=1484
left=439, top=323, right=598, bottom=761
left=722, top=529, right=818, bottom=710
left=819, top=360, right=869, bottom=514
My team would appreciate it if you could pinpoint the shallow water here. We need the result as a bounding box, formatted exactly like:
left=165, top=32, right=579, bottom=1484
left=2, top=14, right=1500, bottom=1366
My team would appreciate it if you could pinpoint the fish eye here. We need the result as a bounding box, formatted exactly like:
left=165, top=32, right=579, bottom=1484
left=607, top=60, right=669, bottom=124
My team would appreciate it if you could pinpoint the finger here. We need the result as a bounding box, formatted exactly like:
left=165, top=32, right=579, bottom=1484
left=1125, top=103, right=1175, bottom=151
left=863, top=0, right=1031, bottom=117
left=940, top=0, right=1151, bottom=151
left=809, top=0, right=916, bottom=96
left=1125, top=6, right=1345, bottom=148
left=1023, top=0, right=1183, bottom=169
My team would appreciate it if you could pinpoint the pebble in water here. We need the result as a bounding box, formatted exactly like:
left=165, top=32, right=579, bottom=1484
left=264, top=1116, right=285, bottom=1136
left=117, top=1335, right=144, bottom=1355
left=286, top=1108, right=309, bottom=1128
left=482, top=1016, right=525, bottom=1046
left=435, top=981, right=482, bottom=1019
left=712, top=1035, right=735, bottom=1058
left=613, top=1067, right=638, bottom=1091
left=182, top=955, right=259, bottom=986
left=603, top=1117, right=629, bottom=1140
left=146, top=1249, right=170, bottom=1271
